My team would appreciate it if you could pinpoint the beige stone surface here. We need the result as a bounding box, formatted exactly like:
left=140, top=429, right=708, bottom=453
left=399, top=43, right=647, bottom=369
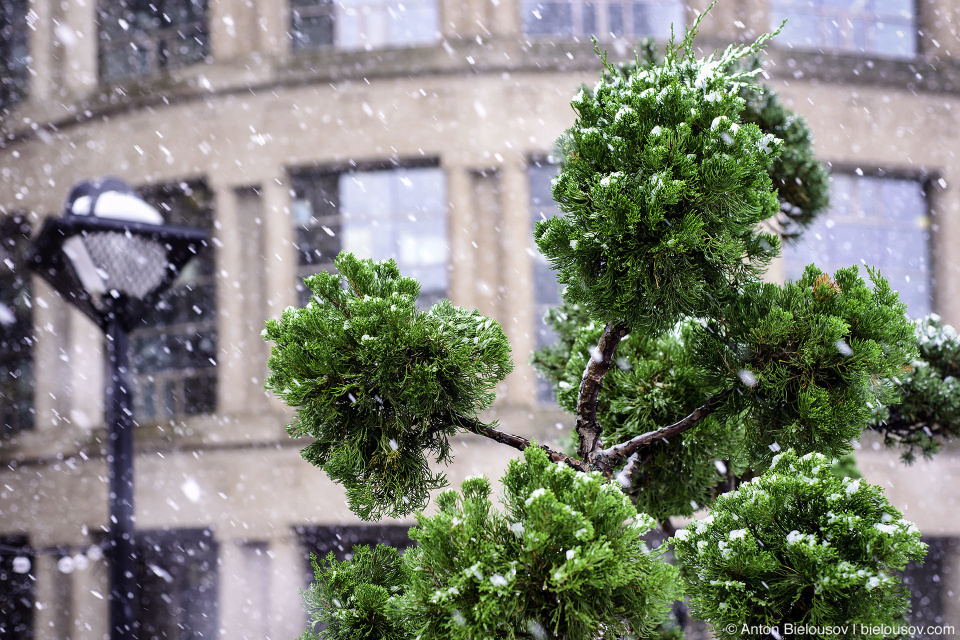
left=2, top=0, right=959, bottom=635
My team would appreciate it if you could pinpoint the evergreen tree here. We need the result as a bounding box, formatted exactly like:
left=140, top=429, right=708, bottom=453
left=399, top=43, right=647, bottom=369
left=264, top=8, right=939, bottom=639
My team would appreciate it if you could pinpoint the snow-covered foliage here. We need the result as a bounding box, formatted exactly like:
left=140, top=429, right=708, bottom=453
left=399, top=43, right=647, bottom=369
left=673, top=450, right=926, bottom=640
left=264, top=252, right=513, bottom=520
left=534, top=20, right=783, bottom=334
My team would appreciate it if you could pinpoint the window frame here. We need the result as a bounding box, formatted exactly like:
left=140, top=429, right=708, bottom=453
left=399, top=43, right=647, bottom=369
left=782, top=168, right=933, bottom=317
left=520, top=0, right=684, bottom=42
left=288, top=160, right=449, bottom=308
left=288, top=0, right=440, bottom=52
left=769, top=0, right=918, bottom=59
left=97, top=0, right=210, bottom=83
left=129, top=180, right=218, bottom=422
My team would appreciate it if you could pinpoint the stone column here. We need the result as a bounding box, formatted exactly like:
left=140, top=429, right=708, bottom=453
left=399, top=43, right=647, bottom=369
left=30, top=279, right=71, bottom=439
left=212, top=184, right=271, bottom=415
left=470, top=169, right=503, bottom=321
left=929, top=170, right=960, bottom=326
left=918, top=0, right=960, bottom=60
left=32, top=553, right=65, bottom=640
left=212, top=185, right=251, bottom=414
left=268, top=534, right=308, bottom=639
left=261, top=176, right=297, bottom=320
left=59, top=0, right=99, bottom=98
left=498, top=159, right=536, bottom=405
left=218, top=538, right=271, bottom=639
left=257, top=0, right=290, bottom=57
left=26, top=0, right=56, bottom=103
left=491, top=0, right=520, bottom=38
left=260, top=175, right=297, bottom=413
left=209, top=0, right=258, bottom=63
left=72, top=552, right=110, bottom=640
left=445, top=163, right=478, bottom=311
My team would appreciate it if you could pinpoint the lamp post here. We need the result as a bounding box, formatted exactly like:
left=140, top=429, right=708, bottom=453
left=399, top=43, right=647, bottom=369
left=29, top=178, right=208, bottom=640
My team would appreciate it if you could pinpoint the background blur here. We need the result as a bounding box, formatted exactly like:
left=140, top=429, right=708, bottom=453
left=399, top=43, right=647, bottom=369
left=1, top=0, right=958, bottom=637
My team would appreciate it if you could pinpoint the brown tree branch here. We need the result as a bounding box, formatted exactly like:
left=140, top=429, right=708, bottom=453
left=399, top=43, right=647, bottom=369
left=598, top=388, right=734, bottom=469
left=576, top=322, right=630, bottom=468
left=461, top=416, right=590, bottom=473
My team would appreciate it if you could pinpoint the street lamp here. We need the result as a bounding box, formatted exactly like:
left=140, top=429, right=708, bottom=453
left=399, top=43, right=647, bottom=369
left=29, top=178, right=208, bottom=640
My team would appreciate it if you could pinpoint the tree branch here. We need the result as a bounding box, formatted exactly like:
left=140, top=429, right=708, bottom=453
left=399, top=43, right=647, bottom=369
left=461, top=416, right=590, bottom=473
left=576, top=322, right=630, bottom=467
left=599, top=388, right=734, bottom=469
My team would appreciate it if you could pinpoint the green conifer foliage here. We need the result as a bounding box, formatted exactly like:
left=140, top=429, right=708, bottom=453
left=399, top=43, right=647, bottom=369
left=532, top=304, right=737, bottom=520
left=265, top=11, right=937, bottom=640
left=871, top=314, right=960, bottom=461
left=400, top=446, right=678, bottom=640
left=698, top=265, right=916, bottom=468
left=623, top=43, right=830, bottom=244
left=672, top=450, right=927, bottom=640
left=300, top=544, right=409, bottom=640
left=738, top=81, right=830, bottom=242
left=263, top=253, right=513, bottom=519
left=534, top=24, right=783, bottom=334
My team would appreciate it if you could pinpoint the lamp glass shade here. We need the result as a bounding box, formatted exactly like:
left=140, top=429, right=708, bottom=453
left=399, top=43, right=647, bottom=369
left=62, top=232, right=170, bottom=310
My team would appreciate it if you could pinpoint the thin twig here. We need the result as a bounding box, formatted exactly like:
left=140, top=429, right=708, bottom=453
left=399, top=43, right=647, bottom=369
left=461, top=416, right=590, bottom=473
left=576, top=322, right=630, bottom=469
left=598, top=388, right=734, bottom=468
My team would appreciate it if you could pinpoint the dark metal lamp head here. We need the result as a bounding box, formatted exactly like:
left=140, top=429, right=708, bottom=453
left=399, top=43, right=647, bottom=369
left=29, top=178, right=209, bottom=331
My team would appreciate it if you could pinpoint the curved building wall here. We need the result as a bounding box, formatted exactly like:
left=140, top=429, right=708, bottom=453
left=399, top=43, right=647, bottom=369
left=1, top=0, right=960, bottom=636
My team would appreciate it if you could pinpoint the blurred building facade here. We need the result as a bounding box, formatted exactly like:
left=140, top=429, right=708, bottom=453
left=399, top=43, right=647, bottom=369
left=1, top=0, right=959, bottom=637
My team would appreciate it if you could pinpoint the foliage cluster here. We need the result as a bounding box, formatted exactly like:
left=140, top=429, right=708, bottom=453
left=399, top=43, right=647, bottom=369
left=263, top=11, right=949, bottom=640
left=534, top=30, right=782, bottom=334
left=298, top=447, right=677, bottom=640
left=264, top=252, right=513, bottom=520
left=673, top=450, right=926, bottom=640
left=870, top=314, right=960, bottom=461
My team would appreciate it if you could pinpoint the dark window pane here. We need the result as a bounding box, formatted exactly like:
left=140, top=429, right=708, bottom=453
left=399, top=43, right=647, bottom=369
left=608, top=3, right=625, bottom=37
left=0, top=214, right=33, bottom=436
left=97, top=0, right=209, bottom=81
left=0, top=536, right=33, bottom=639
left=291, top=1, right=336, bottom=49
left=131, top=181, right=217, bottom=420
left=0, top=0, right=30, bottom=113
left=136, top=529, right=218, bottom=640
left=299, top=525, right=413, bottom=577
left=529, top=160, right=564, bottom=404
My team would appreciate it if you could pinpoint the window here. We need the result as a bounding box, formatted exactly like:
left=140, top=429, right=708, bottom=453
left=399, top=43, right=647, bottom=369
left=135, top=529, right=218, bottom=639
left=902, top=537, right=957, bottom=639
left=0, top=0, right=28, bottom=115
left=0, top=536, right=33, bottom=639
left=289, top=0, right=439, bottom=51
left=770, top=0, right=916, bottom=58
left=290, top=164, right=448, bottom=307
left=97, top=0, right=209, bottom=82
left=298, top=525, right=413, bottom=581
left=529, top=160, right=564, bottom=402
left=783, top=172, right=931, bottom=316
left=130, top=181, right=217, bottom=420
left=521, top=0, right=682, bottom=40
left=1, top=214, right=33, bottom=437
